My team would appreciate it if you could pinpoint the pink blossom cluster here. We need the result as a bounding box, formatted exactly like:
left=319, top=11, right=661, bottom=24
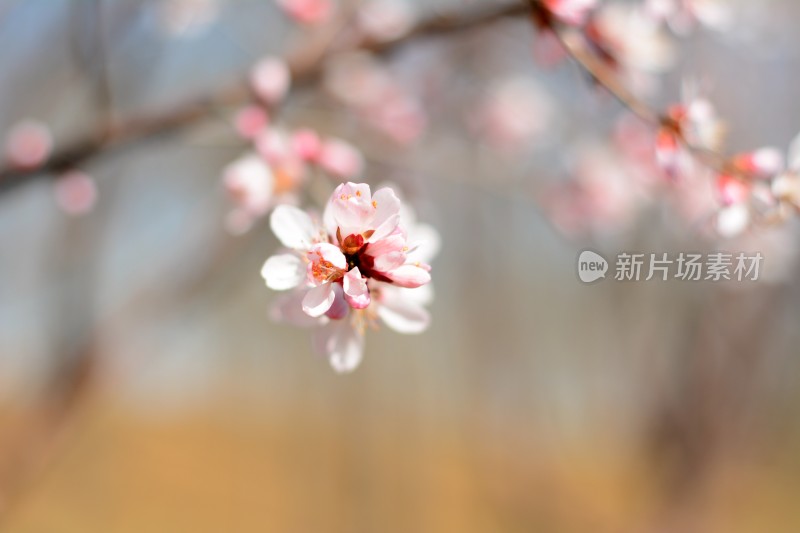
left=4, top=119, right=97, bottom=216
left=324, top=53, right=426, bottom=145
left=223, top=124, right=365, bottom=235
left=224, top=56, right=365, bottom=234
left=261, top=182, right=437, bottom=372
left=535, top=0, right=731, bottom=95
left=470, top=76, right=556, bottom=153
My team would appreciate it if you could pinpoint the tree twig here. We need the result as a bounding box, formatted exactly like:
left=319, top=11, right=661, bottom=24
left=0, top=2, right=528, bottom=194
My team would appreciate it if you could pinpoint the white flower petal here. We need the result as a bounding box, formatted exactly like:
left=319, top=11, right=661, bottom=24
left=789, top=131, right=800, bottom=171
left=325, top=283, right=349, bottom=319
left=270, top=204, right=318, bottom=250
left=313, top=319, right=365, bottom=373
left=716, top=203, right=750, bottom=238
left=270, top=290, right=325, bottom=327
left=378, top=297, right=430, bottom=334
left=302, top=282, right=335, bottom=317
left=260, top=253, right=304, bottom=290
left=406, top=223, right=441, bottom=263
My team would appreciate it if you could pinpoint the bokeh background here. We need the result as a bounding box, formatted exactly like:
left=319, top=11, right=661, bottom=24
left=2, top=0, right=800, bottom=531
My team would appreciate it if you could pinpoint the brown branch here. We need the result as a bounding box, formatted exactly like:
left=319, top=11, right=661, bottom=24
left=0, top=2, right=528, bottom=194
left=529, top=0, right=737, bottom=178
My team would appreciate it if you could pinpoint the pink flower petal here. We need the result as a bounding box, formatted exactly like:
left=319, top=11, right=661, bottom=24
left=343, top=267, right=370, bottom=309
left=330, top=182, right=374, bottom=235
left=387, top=264, right=431, bottom=288
left=368, top=187, right=401, bottom=241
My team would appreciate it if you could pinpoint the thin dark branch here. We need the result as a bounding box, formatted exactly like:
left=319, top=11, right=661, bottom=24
left=533, top=0, right=736, bottom=177
left=0, top=2, right=528, bottom=194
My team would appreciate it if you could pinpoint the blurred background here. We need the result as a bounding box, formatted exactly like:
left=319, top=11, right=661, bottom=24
left=2, top=0, right=800, bottom=531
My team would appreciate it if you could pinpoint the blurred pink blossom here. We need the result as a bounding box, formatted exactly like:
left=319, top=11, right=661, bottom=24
left=655, top=85, right=725, bottom=180
left=5, top=120, right=53, bottom=169
left=233, top=106, right=269, bottom=140
left=290, top=129, right=322, bottom=161
left=275, top=0, right=333, bottom=25
left=732, top=147, right=785, bottom=180
left=324, top=53, right=426, bottom=144
left=587, top=3, right=677, bottom=94
left=54, top=171, right=97, bottom=216
left=471, top=77, right=555, bottom=153
left=544, top=142, right=654, bottom=237
left=317, top=138, right=364, bottom=178
left=250, top=56, right=291, bottom=106
left=254, top=128, right=308, bottom=188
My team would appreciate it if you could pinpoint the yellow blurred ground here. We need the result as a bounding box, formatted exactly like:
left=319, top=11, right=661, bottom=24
left=0, top=394, right=799, bottom=533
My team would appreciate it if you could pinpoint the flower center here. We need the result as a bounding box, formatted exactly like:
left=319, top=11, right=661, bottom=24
left=309, top=257, right=344, bottom=283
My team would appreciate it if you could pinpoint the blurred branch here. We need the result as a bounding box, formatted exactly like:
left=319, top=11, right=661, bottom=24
left=0, top=1, right=528, bottom=194
left=528, top=0, right=737, bottom=178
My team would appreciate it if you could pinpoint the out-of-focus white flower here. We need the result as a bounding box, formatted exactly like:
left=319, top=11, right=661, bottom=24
left=5, top=119, right=53, bottom=169
left=223, top=154, right=275, bottom=234
left=357, top=0, right=416, bottom=41
left=771, top=131, right=800, bottom=215
left=656, top=84, right=725, bottom=180
left=54, top=170, right=97, bottom=216
left=587, top=3, right=676, bottom=94
left=250, top=56, right=291, bottom=106
left=544, top=141, right=654, bottom=237
left=471, top=77, right=555, bottom=153
left=224, top=154, right=273, bottom=216
left=262, top=182, right=436, bottom=372
left=646, top=0, right=733, bottom=35
left=715, top=202, right=750, bottom=238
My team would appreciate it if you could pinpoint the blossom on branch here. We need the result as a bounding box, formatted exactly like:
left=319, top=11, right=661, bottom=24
left=262, top=182, right=436, bottom=372
left=250, top=56, right=291, bottom=106
left=5, top=120, right=53, bottom=169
